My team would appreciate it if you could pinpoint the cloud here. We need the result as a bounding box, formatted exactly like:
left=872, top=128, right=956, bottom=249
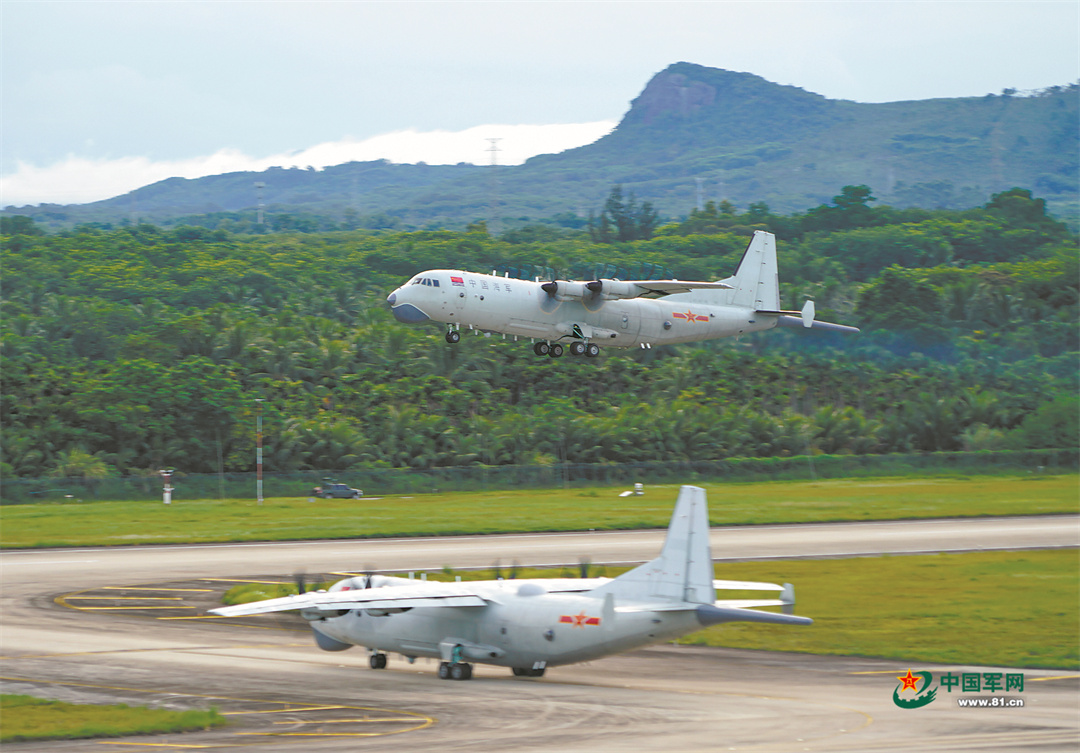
left=1, top=121, right=615, bottom=208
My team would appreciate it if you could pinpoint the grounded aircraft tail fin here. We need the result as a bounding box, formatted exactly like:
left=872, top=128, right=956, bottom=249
left=595, top=485, right=715, bottom=604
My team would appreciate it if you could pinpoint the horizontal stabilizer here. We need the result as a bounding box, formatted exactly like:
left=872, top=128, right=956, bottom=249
left=713, top=579, right=786, bottom=591
left=776, top=315, right=860, bottom=334
left=696, top=603, right=813, bottom=627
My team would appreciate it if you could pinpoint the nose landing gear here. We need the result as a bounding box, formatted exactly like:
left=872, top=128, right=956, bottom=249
left=445, top=328, right=461, bottom=344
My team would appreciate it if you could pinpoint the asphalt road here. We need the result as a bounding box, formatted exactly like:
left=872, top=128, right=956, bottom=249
left=2, top=515, right=1078, bottom=751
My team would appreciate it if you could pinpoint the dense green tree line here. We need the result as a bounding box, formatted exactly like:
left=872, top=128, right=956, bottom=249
left=1, top=188, right=1076, bottom=479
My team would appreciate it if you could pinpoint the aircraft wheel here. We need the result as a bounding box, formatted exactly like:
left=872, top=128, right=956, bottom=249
left=569, top=341, right=585, bottom=356
left=512, top=667, right=525, bottom=677
left=437, top=662, right=451, bottom=680
left=585, top=343, right=600, bottom=357
left=450, top=662, right=471, bottom=680
left=533, top=342, right=550, bottom=356
left=548, top=343, right=564, bottom=358
left=445, top=330, right=461, bottom=344
left=370, top=653, right=387, bottom=670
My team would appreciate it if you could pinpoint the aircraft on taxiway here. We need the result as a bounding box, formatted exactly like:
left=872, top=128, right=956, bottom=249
left=386, top=230, right=858, bottom=358
left=209, top=485, right=811, bottom=681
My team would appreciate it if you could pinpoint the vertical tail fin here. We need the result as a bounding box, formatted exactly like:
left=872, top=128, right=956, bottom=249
left=596, top=485, right=715, bottom=604
left=727, top=231, right=780, bottom=311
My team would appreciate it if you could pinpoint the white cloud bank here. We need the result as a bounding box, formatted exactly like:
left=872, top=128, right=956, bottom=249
left=1, top=121, right=615, bottom=208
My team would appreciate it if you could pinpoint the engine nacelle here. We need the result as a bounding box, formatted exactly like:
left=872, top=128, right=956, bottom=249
left=589, top=279, right=644, bottom=300
left=540, top=280, right=591, bottom=300
left=364, top=607, right=412, bottom=617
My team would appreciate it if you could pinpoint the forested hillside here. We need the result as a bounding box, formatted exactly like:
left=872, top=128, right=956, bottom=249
left=1, top=187, right=1076, bottom=481
left=8, top=63, right=1077, bottom=231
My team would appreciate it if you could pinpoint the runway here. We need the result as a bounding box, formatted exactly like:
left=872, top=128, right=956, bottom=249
left=2, top=515, right=1078, bottom=751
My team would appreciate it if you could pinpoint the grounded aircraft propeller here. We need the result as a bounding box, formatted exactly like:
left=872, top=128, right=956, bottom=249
left=578, top=556, right=591, bottom=578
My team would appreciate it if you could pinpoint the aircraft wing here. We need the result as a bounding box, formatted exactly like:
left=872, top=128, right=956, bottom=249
left=208, top=583, right=489, bottom=617
left=624, top=279, right=734, bottom=297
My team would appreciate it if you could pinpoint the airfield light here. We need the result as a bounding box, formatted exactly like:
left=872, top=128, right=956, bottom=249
left=159, top=469, right=174, bottom=505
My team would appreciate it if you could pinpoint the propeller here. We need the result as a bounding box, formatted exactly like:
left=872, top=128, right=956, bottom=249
left=578, top=556, right=591, bottom=579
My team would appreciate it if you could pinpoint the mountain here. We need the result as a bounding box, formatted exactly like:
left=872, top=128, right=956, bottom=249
left=8, top=63, right=1078, bottom=229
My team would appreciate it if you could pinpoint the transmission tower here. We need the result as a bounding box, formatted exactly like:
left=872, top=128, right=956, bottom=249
left=486, top=137, right=501, bottom=235
left=254, top=182, right=266, bottom=225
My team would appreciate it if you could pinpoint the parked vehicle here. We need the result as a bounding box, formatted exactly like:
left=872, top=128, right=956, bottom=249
left=311, top=483, right=363, bottom=499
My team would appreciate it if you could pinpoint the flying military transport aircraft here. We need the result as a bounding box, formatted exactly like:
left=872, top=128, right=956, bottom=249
left=209, top=486, right=811, bottom=681
left=386, top=231, right=857, bottom=358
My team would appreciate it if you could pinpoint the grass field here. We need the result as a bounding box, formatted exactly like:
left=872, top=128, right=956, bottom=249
left=2, top=473, right=1076, bottom=549
left=0, top=695, right=225, bottom=743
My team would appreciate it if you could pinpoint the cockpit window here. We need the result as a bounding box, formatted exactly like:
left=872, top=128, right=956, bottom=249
left=432, top=279, right=440, bottom=287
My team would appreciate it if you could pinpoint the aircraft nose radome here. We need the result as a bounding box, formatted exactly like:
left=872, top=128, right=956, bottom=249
left=390, top=303, right=430, bottom=323
left=386, top=292, right=396, bottom=305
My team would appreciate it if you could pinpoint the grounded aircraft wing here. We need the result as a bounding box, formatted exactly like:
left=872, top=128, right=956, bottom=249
left=209, top=582, right=488, bottom=617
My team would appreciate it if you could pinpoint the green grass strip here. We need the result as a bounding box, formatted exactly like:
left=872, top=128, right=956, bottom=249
left=0, top=694, right=225, bottom=743
left=2, top=474, right=1076, bottom=549
left=692, top=549, right=1079, bottom=670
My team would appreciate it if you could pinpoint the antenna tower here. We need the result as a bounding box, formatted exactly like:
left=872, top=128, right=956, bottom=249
left=254, top=182, right=266, bottom=225
left=486, top=137, right=501, bottom=235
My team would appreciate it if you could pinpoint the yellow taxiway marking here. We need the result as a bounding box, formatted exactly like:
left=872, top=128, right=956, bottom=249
left=68, top=606, right=198, bottom=610
left=157, top=615, right=231, bottom=620
left=199, top=578, right=289, bottom=585
left=272, top=717, right=426, bottom=724
left=3, top=643, right=311, bottom=660
left=221, top=706, right=346, bottom=715
left=0, top=675, right=435, bottom=738
left=1030, top=675, right=1080, bottom=682
left=96, top=743, right=225, bottom=749
left=66, top=596, right=185, bottom=600
left=234, top=732, right=386, bottom=737
left=852, top=669, right=1080, bottom=681
left=101, top=587, right=214, bottom=593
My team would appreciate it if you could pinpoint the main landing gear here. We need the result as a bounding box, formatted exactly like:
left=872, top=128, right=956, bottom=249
left=438, top=661, right=473, bottom=680
left=533, top=341, right=563, bottom=358
left=511, top=666, right=546, bottom=677
left=534, top=341, right=599, bottom=358
left=444, top=328, right=461, bottom=344
left=369, top=652, right=387, bottom=669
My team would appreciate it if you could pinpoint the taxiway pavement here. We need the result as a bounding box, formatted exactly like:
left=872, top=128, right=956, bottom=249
left=2, top=515, right=1077, bottom=751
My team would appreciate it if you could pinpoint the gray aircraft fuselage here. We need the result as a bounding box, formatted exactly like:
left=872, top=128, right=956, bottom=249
left=386, top=270, right=776, bottom=349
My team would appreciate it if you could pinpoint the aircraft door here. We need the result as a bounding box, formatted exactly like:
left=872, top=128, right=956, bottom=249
left=451, top=274, right=467, bottom=314
left=599, top=303, right=640, bottom=346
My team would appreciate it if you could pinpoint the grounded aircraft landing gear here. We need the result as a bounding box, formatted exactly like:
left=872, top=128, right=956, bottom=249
left=369, top=652, right=387, bottom=670
left=445, top=329, right=461, bottom=344
left=438, top=661, right=473, bottom=680
left=548, top=343, right=564, bottom=358
left=533, top=341, right=550, bottom=356
left=511, top=666, right=546, bottom=678
left=585, top=343, right=600, bottom=358
left=569, top=341, right=586, bottom=356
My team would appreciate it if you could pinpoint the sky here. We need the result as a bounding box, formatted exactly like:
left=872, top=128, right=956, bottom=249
left=2, top=1, right=1077, bottom=208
